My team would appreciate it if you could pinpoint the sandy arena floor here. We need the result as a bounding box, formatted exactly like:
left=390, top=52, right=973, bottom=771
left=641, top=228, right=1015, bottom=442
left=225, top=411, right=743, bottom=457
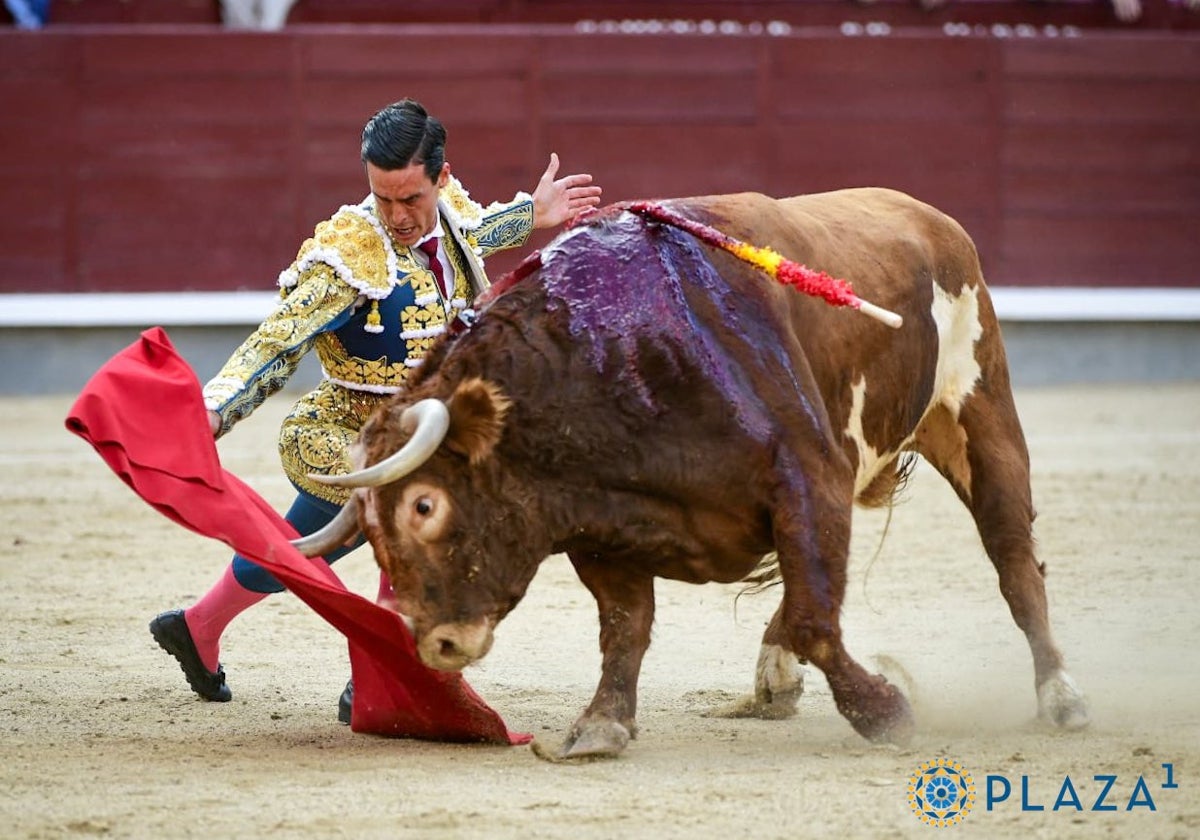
left=2, top=382, right=1198, bottom=839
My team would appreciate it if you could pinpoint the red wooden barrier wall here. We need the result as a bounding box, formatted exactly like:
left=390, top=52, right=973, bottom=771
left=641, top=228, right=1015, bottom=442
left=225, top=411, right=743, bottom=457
left=17, top=0, right=1200, bottom=31
left=1, top=25, right=1197, bottom=293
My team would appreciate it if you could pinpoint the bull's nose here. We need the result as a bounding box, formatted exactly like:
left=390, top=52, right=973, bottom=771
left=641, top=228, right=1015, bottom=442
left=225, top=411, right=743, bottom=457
left=418, top=620, right=493, bottom=671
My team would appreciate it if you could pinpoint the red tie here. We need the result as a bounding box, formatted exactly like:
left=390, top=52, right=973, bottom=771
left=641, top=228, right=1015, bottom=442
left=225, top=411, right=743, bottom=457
left=418, top=238, right=448, bottom=299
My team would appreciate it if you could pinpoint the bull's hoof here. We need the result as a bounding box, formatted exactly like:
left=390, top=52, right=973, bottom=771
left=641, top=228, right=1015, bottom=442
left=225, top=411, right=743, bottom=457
left=846, top=684, right=916, bottom=745
left=706, top=686, right=802, bottom=720
left=1037, top=670, right=1090, bottom=730
left=708, top=644, right=804, bottom=720
left=531, top=719, right=631, bottom=762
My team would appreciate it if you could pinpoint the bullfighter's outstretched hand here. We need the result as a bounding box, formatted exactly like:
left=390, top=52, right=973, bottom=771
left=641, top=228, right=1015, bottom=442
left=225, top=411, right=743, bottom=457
left=531, top=153, right=602, bottom=229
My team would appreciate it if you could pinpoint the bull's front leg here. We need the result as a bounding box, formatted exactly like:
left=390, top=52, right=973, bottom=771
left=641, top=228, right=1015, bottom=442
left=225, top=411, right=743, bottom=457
left=541, top=551, right=655, bottom=761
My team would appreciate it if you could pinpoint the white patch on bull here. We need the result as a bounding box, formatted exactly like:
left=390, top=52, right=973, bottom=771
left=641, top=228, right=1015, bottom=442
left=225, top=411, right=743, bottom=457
left=842, top=283, right=983, bottom=498
left=929, top=282, right=983, bottom=418
left=844, top=375, right=883, bottom=496
left=756, top=643, right=804, bottom=702
left=1037, top=668, right=1090, bottom=730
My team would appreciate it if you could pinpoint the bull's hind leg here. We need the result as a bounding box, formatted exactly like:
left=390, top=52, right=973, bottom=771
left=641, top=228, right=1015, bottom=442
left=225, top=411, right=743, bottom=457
left=914, top=386, right=1089, bottom=730
left=772, top=462, right=914, bottom=742
left=710, top=602, right=806, bottom=720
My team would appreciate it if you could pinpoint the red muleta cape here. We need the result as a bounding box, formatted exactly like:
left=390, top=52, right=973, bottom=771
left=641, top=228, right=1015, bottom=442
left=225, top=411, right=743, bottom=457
left=65, top=326, right=529, bottom=746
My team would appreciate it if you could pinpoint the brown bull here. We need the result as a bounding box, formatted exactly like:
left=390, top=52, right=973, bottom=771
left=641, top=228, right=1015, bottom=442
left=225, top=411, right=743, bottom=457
left=299, top=187, right=1089, bottom=759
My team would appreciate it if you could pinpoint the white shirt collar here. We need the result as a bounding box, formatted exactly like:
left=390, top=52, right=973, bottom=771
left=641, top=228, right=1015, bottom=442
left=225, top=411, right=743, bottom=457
left=414, top=218, right=446, bottom=250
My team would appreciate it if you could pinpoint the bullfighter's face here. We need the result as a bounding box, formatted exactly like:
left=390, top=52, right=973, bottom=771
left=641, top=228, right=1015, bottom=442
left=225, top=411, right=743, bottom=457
left=353, top=380, right=546, bottom=672
left=366, top=160, right=449, bottom=248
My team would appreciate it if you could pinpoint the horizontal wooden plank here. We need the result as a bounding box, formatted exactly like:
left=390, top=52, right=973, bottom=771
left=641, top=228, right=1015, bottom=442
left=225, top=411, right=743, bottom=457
left=541, top=73, right=758, bottom=121
left=1004, top=122, right=1200, bottom=172
left=439, top=128, right=536, bottom=176
left=302, top=126, right=371, bottom=179
left=0, top=77, right=77, bottom=122
left=78, top=121, right=293, bottom=177
left=1004, top=38, right=1200, bottom=80
left=80, top=34, right=295, bottom=77
left=771, top=36, right=997, bottom=81
left=0, top=122, right=74, bottom=168
left=0, top=33, right=77, bottom=73
left=0, top=178, right=68, bottom=292
left=568, top=165, right=767, bottom=204
left=1006, top=78, right=1200, bottom=124
left=775, top=76, right=995, bottom=121
left=300, top=77, right=531, bottom=127
left=771, top=121, right=997, bottom=203
left=0, top=216, right=66, bottom=263
left=77, top=173, right=293, bottom=216
left=0, top=176, right=67, bottom=234
left=300, top=180, right=367, bottom=234
left=75, top=176, right=299, bottom=287
left=539, top=33, right=760, bottom=74
left=76, top=242, right=297, bottom=293
left=303, top=32, right=534, bottom=76
left=1001, top=216, right=1200, bottom=286
left=0, top=258, right=69, bottom=293
left=81, top=78, right=296, bottom=124
left=1004, top=170, right=1200, bottom=214
left=545, top=123, right=765, bottom=198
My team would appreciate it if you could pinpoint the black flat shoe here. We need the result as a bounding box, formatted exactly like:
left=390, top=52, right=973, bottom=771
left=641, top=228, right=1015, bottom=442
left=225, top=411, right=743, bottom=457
left=338, top=679, right=353, bottom=724
left=149, top=609, right=232, bottom=702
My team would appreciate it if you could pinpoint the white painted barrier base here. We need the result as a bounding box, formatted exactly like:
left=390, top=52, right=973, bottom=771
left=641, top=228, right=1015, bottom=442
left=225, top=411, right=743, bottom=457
left=2, top=288, right=1200, bottom=327
left=1, top=289, right=1197, bottom=393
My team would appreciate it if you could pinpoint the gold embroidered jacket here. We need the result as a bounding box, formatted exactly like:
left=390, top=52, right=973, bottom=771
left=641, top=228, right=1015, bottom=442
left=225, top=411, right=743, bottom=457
left=200, top=176, right=534, bottom=503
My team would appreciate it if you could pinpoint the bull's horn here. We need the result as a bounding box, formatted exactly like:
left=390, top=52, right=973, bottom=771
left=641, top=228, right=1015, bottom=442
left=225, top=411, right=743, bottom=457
left=310, top=399, right=450, bottom=488
left=290, top=494, right=362, bottom=557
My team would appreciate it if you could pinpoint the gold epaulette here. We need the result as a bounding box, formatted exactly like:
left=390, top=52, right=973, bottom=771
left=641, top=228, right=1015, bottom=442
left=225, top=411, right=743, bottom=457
left=277, top=203, right=397, bottom=300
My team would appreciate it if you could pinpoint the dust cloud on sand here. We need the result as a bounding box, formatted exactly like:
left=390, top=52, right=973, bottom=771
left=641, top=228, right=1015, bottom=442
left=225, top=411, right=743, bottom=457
left=2, top=384, right=1198, bottom=838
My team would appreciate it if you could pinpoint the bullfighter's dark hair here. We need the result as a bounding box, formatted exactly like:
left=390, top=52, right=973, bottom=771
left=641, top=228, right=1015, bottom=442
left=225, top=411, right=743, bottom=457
left=361, top=99, right=446, bottom=180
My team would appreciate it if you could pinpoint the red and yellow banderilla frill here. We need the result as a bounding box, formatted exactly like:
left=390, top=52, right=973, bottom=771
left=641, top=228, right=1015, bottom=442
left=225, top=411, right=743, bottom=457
left=626, top=200, right=903, bottom=329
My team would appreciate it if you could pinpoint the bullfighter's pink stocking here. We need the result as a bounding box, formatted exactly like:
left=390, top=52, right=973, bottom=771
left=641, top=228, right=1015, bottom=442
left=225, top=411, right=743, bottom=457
left=184, top=564, right=268, bottom=672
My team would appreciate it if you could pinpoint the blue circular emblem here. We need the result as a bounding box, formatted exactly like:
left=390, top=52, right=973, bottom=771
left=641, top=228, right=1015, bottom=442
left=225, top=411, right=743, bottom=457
left=907, top=758, right=976, bottom=827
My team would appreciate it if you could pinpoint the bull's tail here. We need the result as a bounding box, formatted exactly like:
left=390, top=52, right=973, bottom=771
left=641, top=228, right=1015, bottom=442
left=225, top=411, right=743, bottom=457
left=738, top=551, right=782, bottom=596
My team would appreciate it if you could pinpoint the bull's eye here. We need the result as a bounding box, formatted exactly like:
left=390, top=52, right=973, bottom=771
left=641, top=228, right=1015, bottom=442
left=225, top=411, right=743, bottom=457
left=402, top=483, right=445, bottom=540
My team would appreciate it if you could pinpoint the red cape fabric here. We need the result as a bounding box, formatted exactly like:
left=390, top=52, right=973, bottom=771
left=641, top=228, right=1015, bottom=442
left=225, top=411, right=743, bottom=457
left=65, top=327, right=529, bottom=745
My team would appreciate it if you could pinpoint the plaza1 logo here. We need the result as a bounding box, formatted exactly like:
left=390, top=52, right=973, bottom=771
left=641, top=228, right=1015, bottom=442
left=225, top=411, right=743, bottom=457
left=907, top=757, right=1181, bottom=827
left=985, top=761, right=1179, bottom=813
left=907, top=758, right=977, bottom=827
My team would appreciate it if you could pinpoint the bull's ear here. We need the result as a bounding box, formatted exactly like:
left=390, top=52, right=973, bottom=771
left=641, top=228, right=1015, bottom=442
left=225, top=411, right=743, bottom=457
left=444, top=378, right=511, bottom=465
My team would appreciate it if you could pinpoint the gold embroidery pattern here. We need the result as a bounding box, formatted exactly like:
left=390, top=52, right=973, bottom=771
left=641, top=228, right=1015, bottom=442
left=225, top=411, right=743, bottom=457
left=439, top=176, right=485, bottom=230
left=278, top=380, right=392, bottom=504
left=474, top=200, right=534, bottom=256
left=445, top=240, right=472, bottom=299
left=204, top=182, right=529, bottom=440
left=316, top=332, right=412, bottom=390
left=203, top=265, right=359, bottom=434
